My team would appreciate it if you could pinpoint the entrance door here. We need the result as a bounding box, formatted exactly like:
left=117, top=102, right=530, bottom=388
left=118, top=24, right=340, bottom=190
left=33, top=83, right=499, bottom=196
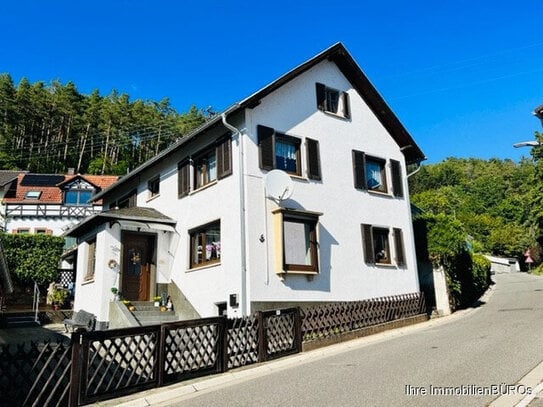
left=121, top=233, right=155, bottom=302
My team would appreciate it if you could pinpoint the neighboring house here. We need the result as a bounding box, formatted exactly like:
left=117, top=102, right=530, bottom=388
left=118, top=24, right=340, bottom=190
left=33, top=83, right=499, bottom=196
left=484, top=255, right=520, bottom=274
left=66, top=43, right=426, bottom=329
left=1, top=172, right=118, bottom=236
left=0, top=170, right=24, bottom=229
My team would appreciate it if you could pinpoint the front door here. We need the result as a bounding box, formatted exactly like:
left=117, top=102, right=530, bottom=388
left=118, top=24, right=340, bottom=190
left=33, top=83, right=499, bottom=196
left=121, top=232, right=155, bottom=302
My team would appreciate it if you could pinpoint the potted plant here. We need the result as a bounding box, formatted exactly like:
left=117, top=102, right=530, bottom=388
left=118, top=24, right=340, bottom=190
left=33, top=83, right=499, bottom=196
left=111, top=287, right=121, bottom=301
left=50, top=288, right=68, bottom=310
left=153, top=296, right=161, bottom=307
left=122, top=299, right=135, bottom=311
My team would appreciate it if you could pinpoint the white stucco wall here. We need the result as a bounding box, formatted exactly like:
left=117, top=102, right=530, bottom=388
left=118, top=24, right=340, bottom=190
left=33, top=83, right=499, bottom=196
left=83, top=58, right=422, bottom=321
left=243, top=60, right=420, bottom=304
left=73, top=225, right=121, bottom=324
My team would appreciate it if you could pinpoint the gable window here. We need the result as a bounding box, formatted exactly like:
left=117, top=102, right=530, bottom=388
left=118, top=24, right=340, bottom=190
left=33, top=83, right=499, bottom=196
left=362, top=224, right=405, bottom=266
left=178, top=136, right=232, bottom=198
left=257, top=125, right=321, bottom=179
left=189, top=221, right=221, bottom=268
left=316, top=83, right=350, bottom=119
left=273, top=208, right=321, bottom=274
left=65, top=183, right=93, bottom=206
left=85, top=238, right=96, bottom=281
left=148, top=176, right=160, bottom=198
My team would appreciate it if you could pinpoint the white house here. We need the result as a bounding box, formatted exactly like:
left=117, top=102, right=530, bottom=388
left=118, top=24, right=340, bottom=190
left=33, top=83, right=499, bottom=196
left=66, top=43, right=426, bottom=329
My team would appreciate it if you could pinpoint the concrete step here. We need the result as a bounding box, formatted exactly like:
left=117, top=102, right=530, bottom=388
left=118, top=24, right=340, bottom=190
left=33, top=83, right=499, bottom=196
left=5, top=314, right=40, bottom=328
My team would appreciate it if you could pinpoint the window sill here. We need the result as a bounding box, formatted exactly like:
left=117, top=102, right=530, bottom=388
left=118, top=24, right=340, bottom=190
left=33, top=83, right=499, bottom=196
left=190, top=180, right=218, bottom=195
left=321, top=110, right=350, bottom=121
left=367, top=190, right=392, bottom=198
left=81, top=279, right=95, bottom=286
left=186, top=261, right=221, bottom=273
left=146, top=194, right=160, bottom=203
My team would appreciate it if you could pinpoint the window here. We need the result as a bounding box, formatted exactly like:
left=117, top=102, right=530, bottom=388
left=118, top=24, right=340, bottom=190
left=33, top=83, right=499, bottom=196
left=194, top=148, right=217, bottom=188
left=275, top=134, right=301, bottom=175
left=362, top=225, right=405, bottom=266
left=14, top=228, right=30, bottom=234
left=85, top=238, right=96, bottom=281
left=189, top=221, right=221, bottom=268
left=64, top=180, right=94, bottom=206
left=178, top=136, right=232, bottom=198
left=148, top=176, right=160, bottom=198
left=365, top=157, right=387, bottom=193
left=257, top=125, right=321, bottom=179
left=273, top=208, right=321, bottom=274
left=25, top=191, right=41, bottom=199
left=353, top=151, right=404, bottom=197
left=35, top=228, right=52, bottom=234
left=316, top=83, right=350, bottom=119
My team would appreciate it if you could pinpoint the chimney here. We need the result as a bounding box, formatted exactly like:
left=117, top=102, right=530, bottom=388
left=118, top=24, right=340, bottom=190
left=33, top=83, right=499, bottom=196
left=67, top=168, right=75, bottom=175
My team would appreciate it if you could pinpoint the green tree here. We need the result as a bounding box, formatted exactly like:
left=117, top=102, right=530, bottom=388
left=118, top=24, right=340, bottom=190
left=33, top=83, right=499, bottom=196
left=1, top=233, right=65, bottom=285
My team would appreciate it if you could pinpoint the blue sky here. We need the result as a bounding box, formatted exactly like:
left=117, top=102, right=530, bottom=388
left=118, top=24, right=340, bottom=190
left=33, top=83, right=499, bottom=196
left=1, top=1, right=543, bottom=163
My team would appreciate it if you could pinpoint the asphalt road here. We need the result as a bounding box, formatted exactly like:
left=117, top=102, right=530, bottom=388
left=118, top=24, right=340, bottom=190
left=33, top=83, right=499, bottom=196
left=154, top=272, right=543, bottom=407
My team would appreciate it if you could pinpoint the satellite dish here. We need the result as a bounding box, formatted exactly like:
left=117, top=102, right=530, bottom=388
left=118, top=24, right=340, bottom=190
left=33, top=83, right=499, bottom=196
left=264, top=170, right=294, bottom=201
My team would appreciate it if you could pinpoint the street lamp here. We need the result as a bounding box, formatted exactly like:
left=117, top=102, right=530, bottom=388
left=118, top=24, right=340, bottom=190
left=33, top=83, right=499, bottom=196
left=513, top=141, right=540, bottom=148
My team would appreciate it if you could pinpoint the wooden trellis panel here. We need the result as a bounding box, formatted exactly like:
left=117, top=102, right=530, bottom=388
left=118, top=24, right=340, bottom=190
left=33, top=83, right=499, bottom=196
left=227, top=315, right=259, bottom=369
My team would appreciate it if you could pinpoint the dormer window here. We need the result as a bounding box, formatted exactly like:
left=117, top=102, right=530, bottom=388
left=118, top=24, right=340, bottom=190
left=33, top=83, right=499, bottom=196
left=25, top=191, right=41, bottom=199
left=64, top=179, right=94, bottom=206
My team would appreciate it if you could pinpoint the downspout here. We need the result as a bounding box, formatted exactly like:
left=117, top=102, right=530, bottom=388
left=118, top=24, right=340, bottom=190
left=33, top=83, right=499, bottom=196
left=221, top=111, right=248, bottom=316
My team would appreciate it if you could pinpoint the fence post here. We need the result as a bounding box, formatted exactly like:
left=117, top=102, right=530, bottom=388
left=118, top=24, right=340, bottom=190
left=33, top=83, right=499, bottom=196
left=157, top=325, right=165, bottom=387
left=218, top=316, right=228, bottom=373
left=256, top=311, right=266, bottom=362
left=294, top=307, right=302, bottom=354
left=68, top=332, right=82, bottom=407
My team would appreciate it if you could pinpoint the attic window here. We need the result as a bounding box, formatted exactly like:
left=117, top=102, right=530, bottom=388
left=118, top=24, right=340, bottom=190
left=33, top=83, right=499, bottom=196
left=316, top=83, right=350, bottom=119
left=25, top=191, right=41, bottom=199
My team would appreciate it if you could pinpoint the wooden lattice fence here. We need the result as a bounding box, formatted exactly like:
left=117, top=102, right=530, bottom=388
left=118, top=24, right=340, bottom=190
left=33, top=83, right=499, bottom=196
left=0, top=340, right=72, bottom=407
left=2, top=294, right=426, bottom=406
left=301, top=292, right=426, bottom=341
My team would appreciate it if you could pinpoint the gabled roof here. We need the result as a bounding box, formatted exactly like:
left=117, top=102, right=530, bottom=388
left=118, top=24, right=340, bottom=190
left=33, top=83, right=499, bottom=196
left=92, top=42, right=425, bottom=203
left=64, top=207, right=176, bottom=238
left=0, top=170, right=23, bottom=189
left=3, top=173, right=119, bottom=204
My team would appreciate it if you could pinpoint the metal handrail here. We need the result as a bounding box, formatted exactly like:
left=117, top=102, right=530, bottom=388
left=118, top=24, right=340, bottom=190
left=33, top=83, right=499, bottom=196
left=32, top=281, right=40, bottom=324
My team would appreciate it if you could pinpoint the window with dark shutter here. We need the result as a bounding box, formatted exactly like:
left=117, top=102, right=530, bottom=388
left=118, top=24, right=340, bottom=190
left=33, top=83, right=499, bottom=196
left=178, top=160, right=190, bottom=198
left=352, top=150, right=366, bottom=190
left=316, top=83, right=326, bottom=111
left=391, top=159, right=403, bottom=198
left=362, top=224, right=375, bottom=264
left=394, top=228, right=405, bottom=266
left=342, top=91, right=351, bottom=119
left=306, top=138, right=321, bottom=180
left=216, top=136, right=232, bottom=179
left=257, top=125, right=275, bottom=170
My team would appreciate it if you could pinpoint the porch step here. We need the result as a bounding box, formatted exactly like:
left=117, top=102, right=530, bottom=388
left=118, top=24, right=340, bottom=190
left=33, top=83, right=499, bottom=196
left=130, top=302, right=178, bottom=326
left=4, top=313, right=40, bottom=328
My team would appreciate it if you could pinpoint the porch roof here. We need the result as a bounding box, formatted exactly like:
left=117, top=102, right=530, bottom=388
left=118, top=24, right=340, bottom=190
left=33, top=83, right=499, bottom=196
left=64, top=207, right=176, bottom=238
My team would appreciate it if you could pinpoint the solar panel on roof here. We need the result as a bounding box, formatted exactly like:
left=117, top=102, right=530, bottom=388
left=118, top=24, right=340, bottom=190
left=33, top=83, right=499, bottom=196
left=20, top=174, right=65, bottom=186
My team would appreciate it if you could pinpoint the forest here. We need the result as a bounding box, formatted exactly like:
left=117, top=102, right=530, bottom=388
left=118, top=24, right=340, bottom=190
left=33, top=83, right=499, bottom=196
left=0, top=74, right=541, bottom=271
left=0, top=74, right=210, bottom=174
left=409, top=145, right=543, bottom=268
